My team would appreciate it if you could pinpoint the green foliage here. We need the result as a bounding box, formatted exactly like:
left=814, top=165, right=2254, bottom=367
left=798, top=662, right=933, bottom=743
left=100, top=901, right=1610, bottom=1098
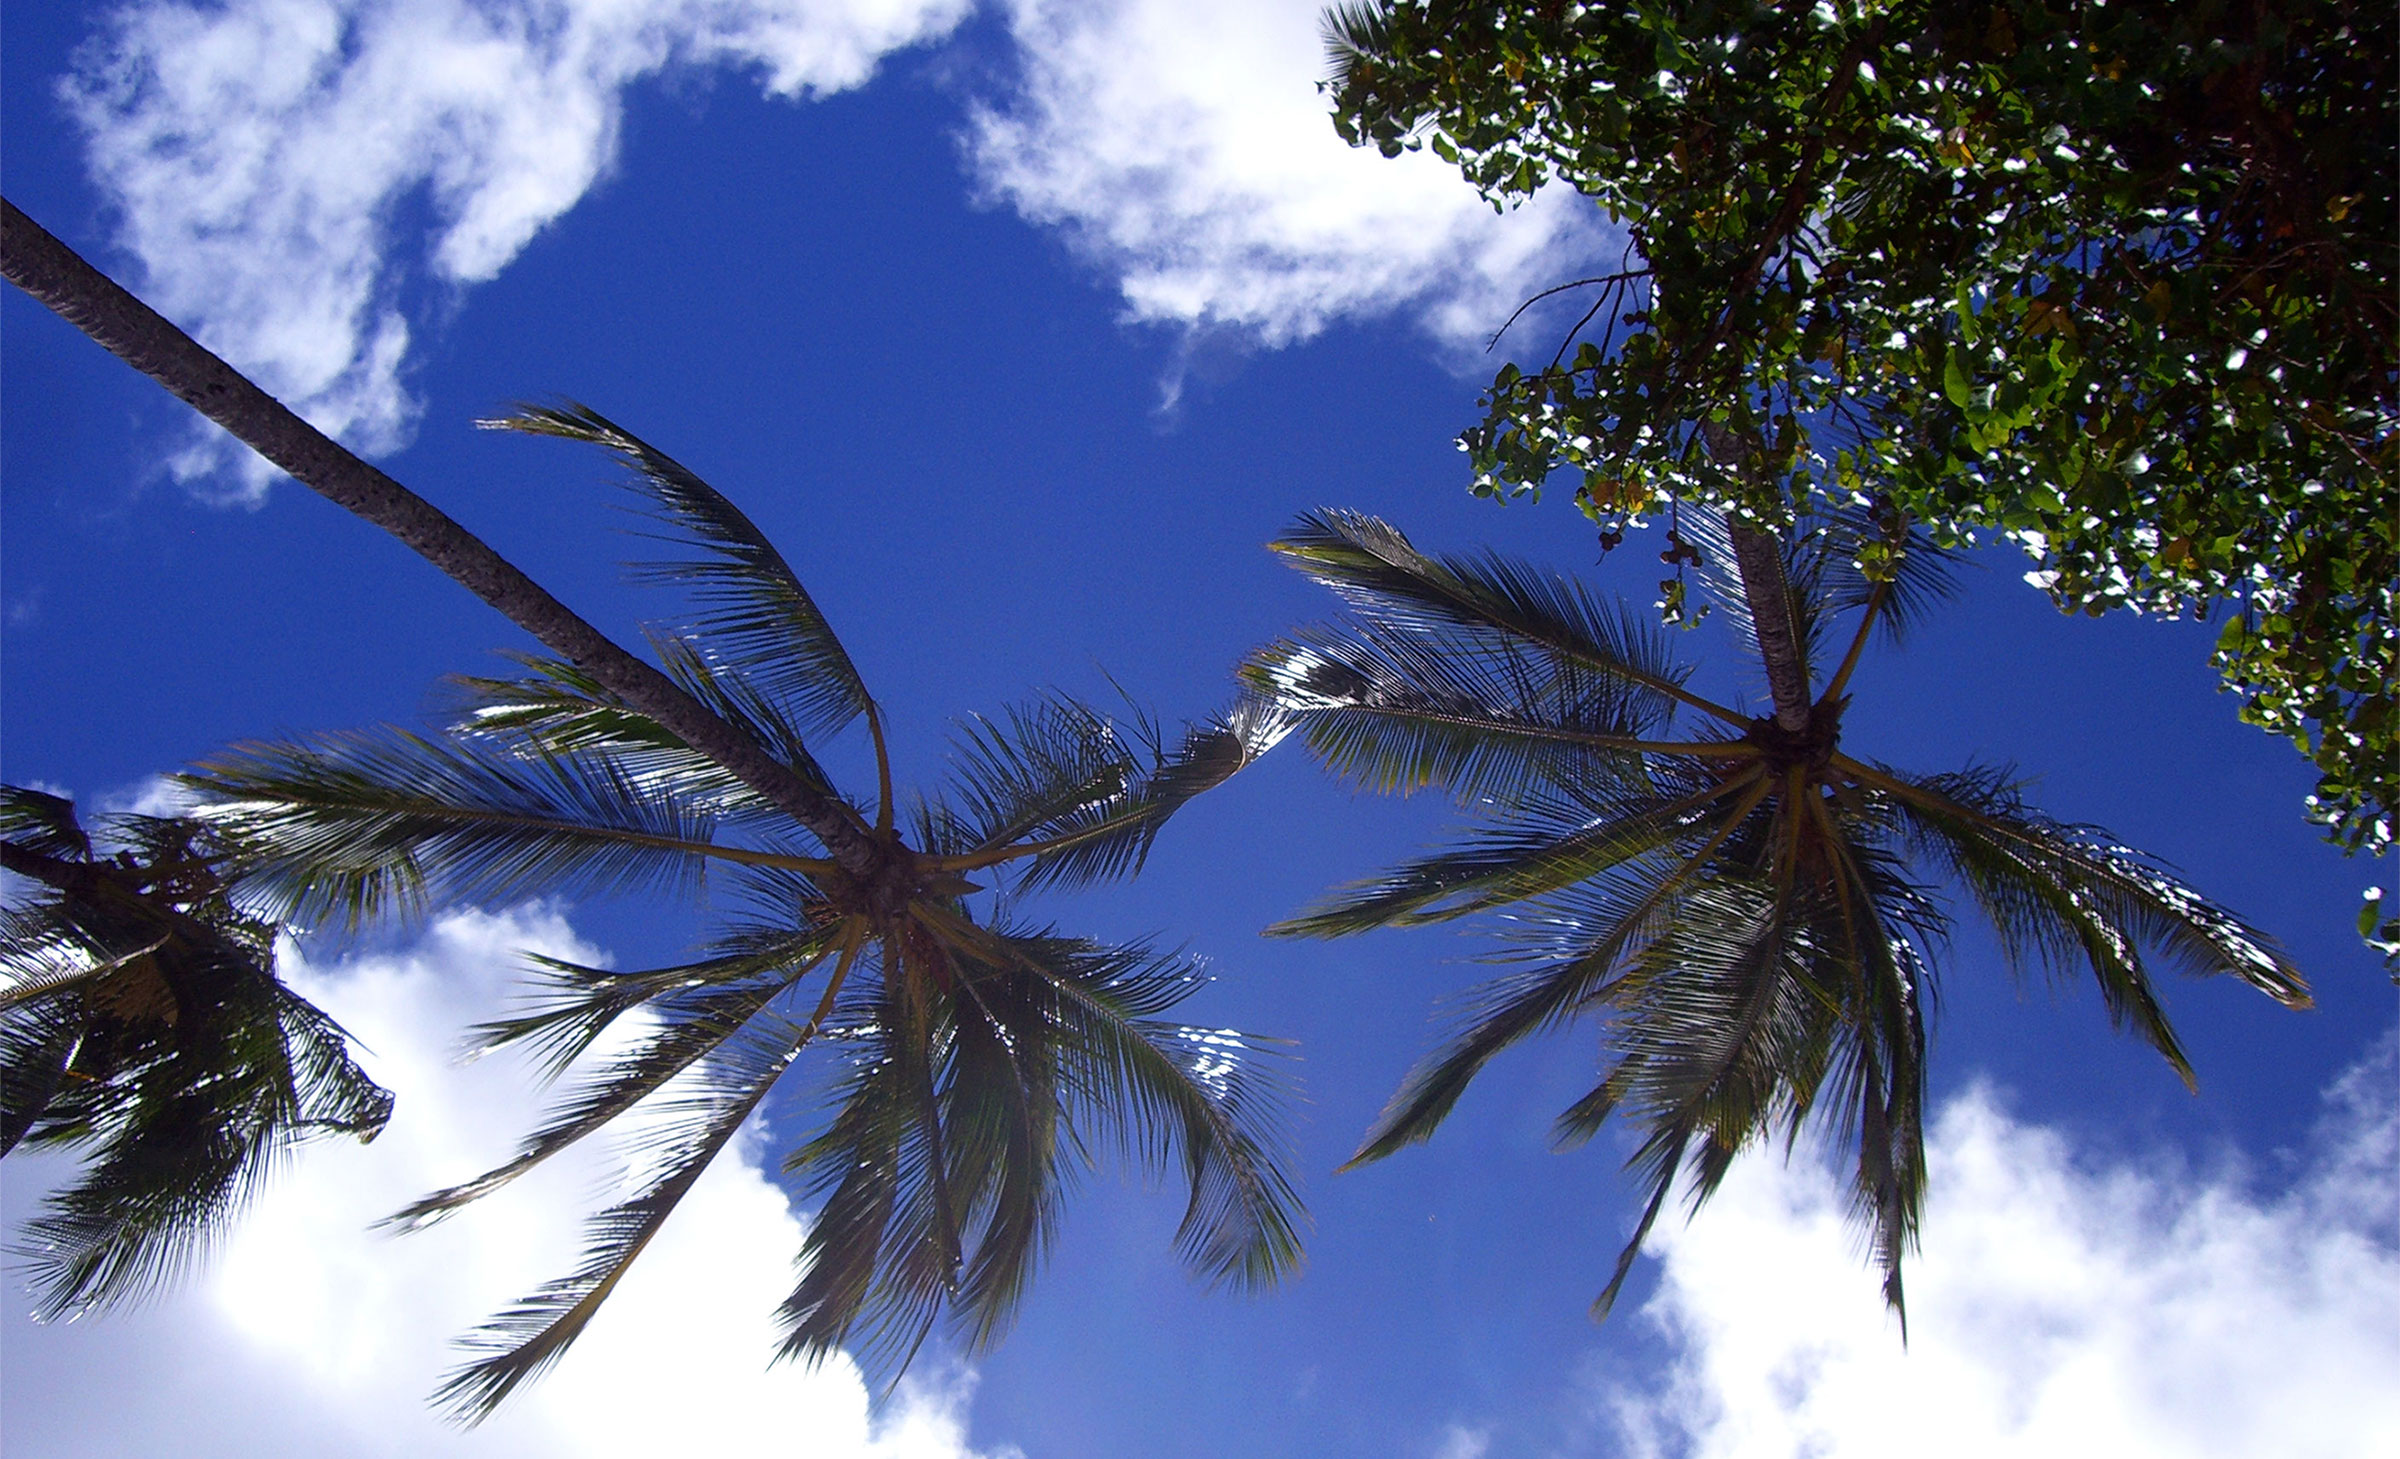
left=0, top=785, right=392, bottom=1318
left=1325, top=0, right=2396, bottom=851
left=1251, top=511, right=2307, bottom=1320
left=183, top=406, right=1301, bottom=1420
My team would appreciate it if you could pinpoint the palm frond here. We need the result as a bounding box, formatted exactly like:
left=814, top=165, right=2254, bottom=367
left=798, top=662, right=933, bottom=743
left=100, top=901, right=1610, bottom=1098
left=1321, top=2, right=1394, bottom=87
left=777, top=985, right=929, bottom=1373
left=1874, top=762, right=2309, bottom=1078
left=929, top=694, right=1150, bottom=859
left=180, top=727, right=807, bottom=931
left=484, top=403, right=878, bottom=746
left=1346, top=852, right=1710, bottom=1167
left=1274, top=768, right=1767, bottom=936
left=0, top=932, right=169, bottom=1012
left=1008, top=929, right=1302, bottom=1291
left=779, top=916, right=1301, bottom=1379
left=0, top=784, right=92, bottom=859
left=0, top=981, right=83, bottom=1157
left=1270, top=510, right=1724, bottom=725
left=388, top=954, right=831, bottom=1232
left=5, top=935, right=391, bottom=1314
left=1246, top=619, right=1731, bottom=805
left=445, top=644, right=849, bottom=823
left=468, top=924, right=838, bottom=1081
left=932, top=695, right=1290, bottom=889
left=1806, top=509, right=1964, bottom=648
left=434, top=1007, right=807, bottom=1421
left=2, top=792, right=391, bottom=1314
left=1682, top=507, right=1962, bottom=691
left=1574, top=872, right=1821, bottom=1317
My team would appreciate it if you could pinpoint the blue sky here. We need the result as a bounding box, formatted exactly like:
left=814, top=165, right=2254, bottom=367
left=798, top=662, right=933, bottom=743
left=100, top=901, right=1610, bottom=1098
left=2, top=3, right=2393, bottom=1456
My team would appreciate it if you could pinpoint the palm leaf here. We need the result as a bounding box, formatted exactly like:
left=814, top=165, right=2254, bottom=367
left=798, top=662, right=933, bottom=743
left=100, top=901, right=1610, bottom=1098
left=484, top=403, right=878, bottom=746
left=388, top=956, right=829, bottom=1231
left=1005, top=928, right=1302, bottom=1291
left=0, top=784, right=92, bottom=859
left=7, top=933, right=391, bottom=1316
left=1246, top=619, right=1730, bottom=805
left=181, top=727, right=815, bottom=930
left=445, top=642, right=849, bottom=823
left=1269, top=510, right=1726, bottom=726
left=2, top=792, right=391, bottom=1314
left=779, top=916, right=1300, bottom=1379
left=932, top=695, right=1291, bottom=890
left=467, top=924, right=837, bottom=1081
left=1274, top=767, right=1766, bottom=936
left=1321, top=1, right=1394, bottom=87
left=1874, top=762, right=2309, bottom=1079
left=433, top=1007, right=807, bottom=1421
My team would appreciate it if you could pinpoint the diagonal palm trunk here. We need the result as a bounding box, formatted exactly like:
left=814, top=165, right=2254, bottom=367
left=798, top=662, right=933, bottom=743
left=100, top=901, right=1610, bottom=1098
left=0, top=197, right=882, bottom=878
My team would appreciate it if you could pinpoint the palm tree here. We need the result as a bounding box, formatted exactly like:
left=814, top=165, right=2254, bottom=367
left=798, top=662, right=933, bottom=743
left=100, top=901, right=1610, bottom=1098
left=0, top=203, right=1297, bottom=1411
left=1, top=785, right=393, bottom=1318
left=1245, top=506, right=2308, bottom=1324
left=182, top=405, right=1301, bottom=1419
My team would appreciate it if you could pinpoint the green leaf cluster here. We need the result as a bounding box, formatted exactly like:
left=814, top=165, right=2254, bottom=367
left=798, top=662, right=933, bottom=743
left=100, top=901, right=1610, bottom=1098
left=1326, top=0, right=2396, bottom=851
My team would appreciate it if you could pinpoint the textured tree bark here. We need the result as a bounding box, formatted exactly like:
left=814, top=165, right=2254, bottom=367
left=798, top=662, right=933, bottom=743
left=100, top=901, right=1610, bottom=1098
left=1697, top=422, right=1813, bottom=733
left=0, top=197, right=883, bottom=878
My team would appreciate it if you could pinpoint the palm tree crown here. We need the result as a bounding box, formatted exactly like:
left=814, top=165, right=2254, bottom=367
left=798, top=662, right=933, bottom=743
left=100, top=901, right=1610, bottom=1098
left=1246, top=507, right=2308, bottom=1324
left=1, top=785, right=393, bottom=1318
left=183, top=405, right=1301, bottom=1418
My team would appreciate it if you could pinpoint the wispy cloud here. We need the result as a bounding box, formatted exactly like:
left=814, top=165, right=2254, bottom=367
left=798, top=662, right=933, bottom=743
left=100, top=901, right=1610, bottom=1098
left=63, top=0, right=1614, bottom=491
left=64, top=0, right=972, bottom=503
left=1, top=905, right=1013, bottom=1458
left=1596, top=1038, right=2400, bottom=1459
left=1430, top=1422, right=1492, bottom=1459
left=966, top=0, right=1619, bottom=395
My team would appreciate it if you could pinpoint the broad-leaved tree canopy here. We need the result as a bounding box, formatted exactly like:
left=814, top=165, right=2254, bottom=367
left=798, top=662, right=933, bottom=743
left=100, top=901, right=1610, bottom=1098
left=1326, top=0, right=2395, bottom=851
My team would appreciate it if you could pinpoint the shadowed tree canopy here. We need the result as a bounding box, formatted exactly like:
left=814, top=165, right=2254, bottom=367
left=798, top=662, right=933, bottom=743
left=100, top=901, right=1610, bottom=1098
left=1, top=786, right=393, bottom=1319
left=1323, top=0, right=2395, bottom=855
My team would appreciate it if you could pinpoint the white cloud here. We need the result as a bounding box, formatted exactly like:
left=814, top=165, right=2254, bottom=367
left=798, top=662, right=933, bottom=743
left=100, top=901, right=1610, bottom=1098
left=0, top=904, right=1011, bottom=1459
left=63, top=0, right=1616, bottom=495
left=63, top=0, right=971, bottom=503
left=1431, top=1423, right=1492, bottom=1459
left=94, top=771, right=199, bottom=818
left=967, top=0, right=1621, bottom=387
left=1599, top=1038, right=2400, bottom=1459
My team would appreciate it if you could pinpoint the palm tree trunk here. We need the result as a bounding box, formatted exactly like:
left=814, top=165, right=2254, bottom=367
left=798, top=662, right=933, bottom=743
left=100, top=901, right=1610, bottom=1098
left=1698, top=423, right=1811, bottom=732
left=0, top=197, right=883, bottom=878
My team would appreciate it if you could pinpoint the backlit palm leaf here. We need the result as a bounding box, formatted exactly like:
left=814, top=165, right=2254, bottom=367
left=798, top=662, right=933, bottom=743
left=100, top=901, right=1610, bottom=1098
left=433, top=1001, right=813, bottom=1417
left=932, top=694, right=1291, bottom=890
left=183, top=726, right=823, bottom=932
left=778, top=918, right=1299, bottom=1372
left=487, top=403, right=878, bottom=747
left=1270, top=510, right=1718, bottom=728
